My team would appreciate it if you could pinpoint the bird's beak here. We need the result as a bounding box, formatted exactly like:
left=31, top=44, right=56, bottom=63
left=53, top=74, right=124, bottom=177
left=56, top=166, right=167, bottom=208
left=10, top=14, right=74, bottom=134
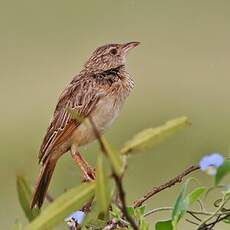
left=122, top=41, right=140, bottom=53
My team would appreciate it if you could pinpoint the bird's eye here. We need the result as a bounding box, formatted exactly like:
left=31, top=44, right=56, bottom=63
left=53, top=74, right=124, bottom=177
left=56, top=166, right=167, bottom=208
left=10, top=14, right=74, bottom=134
left=110, top=48, right=117, bottom=55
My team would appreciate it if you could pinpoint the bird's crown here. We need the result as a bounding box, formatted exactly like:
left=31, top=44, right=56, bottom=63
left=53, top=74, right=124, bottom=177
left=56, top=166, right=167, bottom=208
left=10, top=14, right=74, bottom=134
left=84, top=42, right=140, bottom=73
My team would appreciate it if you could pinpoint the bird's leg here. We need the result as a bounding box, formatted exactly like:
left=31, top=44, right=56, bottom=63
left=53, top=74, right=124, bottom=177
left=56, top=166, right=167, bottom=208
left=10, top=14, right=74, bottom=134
left=71, top=146, right=96, bottom=181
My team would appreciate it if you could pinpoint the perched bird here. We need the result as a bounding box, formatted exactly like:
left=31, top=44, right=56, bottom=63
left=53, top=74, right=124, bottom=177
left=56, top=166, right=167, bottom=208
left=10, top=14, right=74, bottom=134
left=31, top=41, right=140, bottom=209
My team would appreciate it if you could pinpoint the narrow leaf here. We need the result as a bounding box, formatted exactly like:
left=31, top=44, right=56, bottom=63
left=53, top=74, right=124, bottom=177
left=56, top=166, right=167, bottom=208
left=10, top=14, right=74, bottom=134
left=155, top=219, right=173, bottom=230
left=185, top=187, right=206, bottom=207
left=172, top=179, right=203, bottom=228
left=16, top=175, right=40, bottom=221
left=101, top=137, right=123, bottom=176
left=172, top=178, right=193, bottom=226
left=172, top=183, right=187, bottom=223
left=95, top=154, right=111, bottom=213
left=121, top=116, right=189, bottom=155
left=215, top=160, right=230, bottom=185
left=26, top=182, right=95, bottom=230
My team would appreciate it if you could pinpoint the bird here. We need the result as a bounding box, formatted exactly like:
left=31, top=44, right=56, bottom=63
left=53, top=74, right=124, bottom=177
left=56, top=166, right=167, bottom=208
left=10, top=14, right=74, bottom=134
left=31, top=41, right=140, bottom=209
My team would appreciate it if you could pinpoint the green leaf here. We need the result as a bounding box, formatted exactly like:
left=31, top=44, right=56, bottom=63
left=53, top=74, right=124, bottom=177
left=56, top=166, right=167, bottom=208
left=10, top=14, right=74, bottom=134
left=223, top=211, right=230, bottom=223
left=155, top=220, right=173, bottom=230
left=95, top=154, right=111, bottom=213
left=140, top=219, right=149, bottom=230
left=26, top=182, right=95, bottom=230
left=101, top=137, right=123, bottom=176
left=172, top=178, right=195, bottom=227
left=185, top=187, right=206, bottom=207
left=126, top=206, right=148, bottom=230
left=83, top=218, right=106, bottom=229
left=120, top=116, right=190, bottom=155
left=137, top=206, right=146, bottom=216
left=172, top=182, right=187, bottom=224
left=110, top=204, right=122, bottom=220
left=172, top=180, right=205, bottom=228
left=16, top=175, right=40, bottom=221
left=223, top=216, right=230, bottom=224
left=127, top=206, right=135, bottom=216
left=135, top=206, right=148, bottom=230
left=215, top=160, right=230, bottom=185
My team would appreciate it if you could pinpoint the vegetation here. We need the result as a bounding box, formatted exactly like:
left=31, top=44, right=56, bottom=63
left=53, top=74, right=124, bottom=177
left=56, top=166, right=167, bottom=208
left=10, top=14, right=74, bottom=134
left=14, top=116, right=230, bottom=230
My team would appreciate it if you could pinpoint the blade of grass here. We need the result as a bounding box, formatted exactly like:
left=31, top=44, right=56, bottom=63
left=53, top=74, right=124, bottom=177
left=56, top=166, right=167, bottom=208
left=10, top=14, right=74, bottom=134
left=16, top=175, right=40, bottom=221
left=95, top=154, right=111, bottom=213
left=26, top=182, right=95, bottom=230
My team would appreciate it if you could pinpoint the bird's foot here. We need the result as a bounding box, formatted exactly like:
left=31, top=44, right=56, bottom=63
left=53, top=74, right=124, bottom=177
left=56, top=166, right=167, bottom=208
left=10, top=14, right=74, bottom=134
left=82, top=167, right=96, bottom=182
left=71, top=147, right=96, bottom=182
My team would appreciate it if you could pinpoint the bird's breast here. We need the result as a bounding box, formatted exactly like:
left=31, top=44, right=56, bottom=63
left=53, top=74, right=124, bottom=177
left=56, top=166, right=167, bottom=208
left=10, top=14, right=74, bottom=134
left=71, top=94, right=123, bottom=146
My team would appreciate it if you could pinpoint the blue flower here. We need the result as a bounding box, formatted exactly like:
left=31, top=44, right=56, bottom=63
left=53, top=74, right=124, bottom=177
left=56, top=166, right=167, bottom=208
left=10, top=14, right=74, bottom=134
left=64, top=210, right=85, bottom=227
left=199, top=153, right=224, bottom=175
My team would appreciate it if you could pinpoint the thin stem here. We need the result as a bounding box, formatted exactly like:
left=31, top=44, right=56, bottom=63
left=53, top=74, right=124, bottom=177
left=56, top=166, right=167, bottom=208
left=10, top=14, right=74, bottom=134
left=144, top=206, right=230, bottom=218
left=144, top=207, right=172, bottom=217
left=206, top=212, right=230, bottom=228
left=187, top=211, right=201, bottom=222
left=134, top=165, right=199, bottom=207
left=88, top=116, right=138, bottom=230
left=197, top=194, right=230, bottom=229
left=197, top=199, right=205, bottom=211
left=113, top=173, right=139, bottom=230
left=185, top=218, right=199, bottom=226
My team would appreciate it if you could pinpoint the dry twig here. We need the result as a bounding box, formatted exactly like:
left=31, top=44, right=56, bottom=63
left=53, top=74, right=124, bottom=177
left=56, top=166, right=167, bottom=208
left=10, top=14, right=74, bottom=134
left=134, top=165, right=199, bottom=207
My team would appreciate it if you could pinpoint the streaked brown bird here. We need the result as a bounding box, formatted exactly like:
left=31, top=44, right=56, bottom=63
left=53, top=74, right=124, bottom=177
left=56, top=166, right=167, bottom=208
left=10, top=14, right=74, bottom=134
left=31, top=41, right=140, bottom=209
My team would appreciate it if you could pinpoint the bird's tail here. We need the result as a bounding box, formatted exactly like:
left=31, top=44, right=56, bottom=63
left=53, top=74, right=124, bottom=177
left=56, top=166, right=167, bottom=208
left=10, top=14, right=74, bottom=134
left=31, top=156, right=57, bottom=209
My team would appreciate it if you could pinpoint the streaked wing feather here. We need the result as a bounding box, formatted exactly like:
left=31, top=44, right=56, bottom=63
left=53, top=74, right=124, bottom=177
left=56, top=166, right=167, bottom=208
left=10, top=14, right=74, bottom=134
left=39, top=76, right=103, bottom=163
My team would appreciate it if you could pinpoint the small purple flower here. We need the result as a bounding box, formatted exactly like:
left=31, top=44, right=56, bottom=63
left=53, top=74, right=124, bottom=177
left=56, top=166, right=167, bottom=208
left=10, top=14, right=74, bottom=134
left=64, top=210, right=85, bottom=227
left=199, top=153, right=224, bottom=175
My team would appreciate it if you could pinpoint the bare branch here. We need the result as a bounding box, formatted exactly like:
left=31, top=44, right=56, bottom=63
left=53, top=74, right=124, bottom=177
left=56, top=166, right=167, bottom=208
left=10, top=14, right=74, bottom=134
left=113, top=173, right=139, bottom=230
left=133, top=165, right=199, bottom=207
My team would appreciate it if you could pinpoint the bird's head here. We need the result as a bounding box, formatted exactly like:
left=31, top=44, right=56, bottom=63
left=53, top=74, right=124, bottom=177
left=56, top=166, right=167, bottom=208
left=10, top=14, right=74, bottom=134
left=84, top=42, right=140, bottom=73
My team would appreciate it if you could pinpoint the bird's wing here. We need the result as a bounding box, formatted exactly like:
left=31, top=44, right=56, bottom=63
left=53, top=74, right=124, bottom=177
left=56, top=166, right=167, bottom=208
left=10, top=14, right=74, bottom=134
left=39, top=76, right=104, bottom=164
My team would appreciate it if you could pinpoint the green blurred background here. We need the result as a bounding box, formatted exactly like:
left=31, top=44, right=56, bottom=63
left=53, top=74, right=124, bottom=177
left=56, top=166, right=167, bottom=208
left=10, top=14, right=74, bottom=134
left=0, top=0, right=230, bottom=229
